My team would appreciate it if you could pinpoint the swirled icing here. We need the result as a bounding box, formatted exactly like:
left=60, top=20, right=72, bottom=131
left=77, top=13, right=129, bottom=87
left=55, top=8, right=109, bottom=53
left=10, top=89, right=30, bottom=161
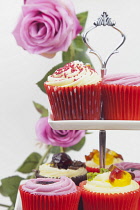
left=45, top=61, right=101, bottom=87
left=84, top=172, right=139, bottom=194
left=115, top=162, right=140, bottom=182
left=103, top=74, right=140, bottom=86
left=39, top=163, right=87, bottom=178
left=22, top=176, right=77, bottom=195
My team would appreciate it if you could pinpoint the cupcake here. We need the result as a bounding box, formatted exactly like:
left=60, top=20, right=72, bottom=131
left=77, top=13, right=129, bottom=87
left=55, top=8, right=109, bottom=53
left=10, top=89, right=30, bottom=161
left=79, top=166, right=140, bottom=210
left=115, top=162, right=140, bottom=185
left=36, top=153, right=87, bottom=186
left=44, top=60, right=102, bottom=120
left=102, top=73, right=140, bottom=120
left=85, top=148, right=123, bottom=173
left=19, top=176, right=81, bottom=210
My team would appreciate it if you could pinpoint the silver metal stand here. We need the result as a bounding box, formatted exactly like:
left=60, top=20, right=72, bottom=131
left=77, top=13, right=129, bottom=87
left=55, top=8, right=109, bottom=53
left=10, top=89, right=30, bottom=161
left=82, top=12, right=126, bottom=168
left=99, top=130, right=106, bottom=168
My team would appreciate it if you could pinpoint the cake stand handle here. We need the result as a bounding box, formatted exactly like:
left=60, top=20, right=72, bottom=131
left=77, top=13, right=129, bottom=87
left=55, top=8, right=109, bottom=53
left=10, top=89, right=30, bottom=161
left=82, top=12, right=126, bottom=79
left=99, top=130, right=106, bottom=168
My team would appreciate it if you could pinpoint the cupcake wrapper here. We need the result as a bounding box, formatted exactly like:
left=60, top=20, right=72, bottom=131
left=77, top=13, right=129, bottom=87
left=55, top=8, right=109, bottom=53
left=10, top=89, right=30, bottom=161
left=79, top=181, right=140, bottom=210
left=102, top=84, right=140, bottom=120
left=19, top=185, right=81, bottom=210
left=136, top=181, right=140, bottom=210
left=86, top=166, right=100, bottom=173
left=136, top=180, right=140, bottom=185
left=35, top=170, right=87, bottom=186
left=44, top=84, right=101, bottom=120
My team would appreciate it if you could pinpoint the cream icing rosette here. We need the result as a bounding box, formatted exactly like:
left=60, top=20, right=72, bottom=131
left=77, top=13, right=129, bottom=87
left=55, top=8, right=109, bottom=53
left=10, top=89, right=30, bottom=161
left=46, top=61, right=101, bottom=87
left=39, top=163, right=87, bottom=178
left=44, top=60, right=102, bottom=120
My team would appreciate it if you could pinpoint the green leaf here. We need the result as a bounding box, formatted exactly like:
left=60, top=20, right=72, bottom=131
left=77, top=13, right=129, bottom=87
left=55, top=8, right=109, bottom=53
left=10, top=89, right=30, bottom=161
left=62, top=36, right=93, bottom=66
left=85, top=131, right=93, bottom=134
left=17, top=152, right=42, bottom=173
left=33, top=101, right=48, bottom=117
left=66, top=137, right=86, bottom=152
left=77, top=11, right=88, bottom=30
left=37, top=62, right=67, bottom=93
left=50, top=146, right=61, bottom=154
left=8, top=206, right=14, bottom=210
left=0, top=176, right=24, bottom=205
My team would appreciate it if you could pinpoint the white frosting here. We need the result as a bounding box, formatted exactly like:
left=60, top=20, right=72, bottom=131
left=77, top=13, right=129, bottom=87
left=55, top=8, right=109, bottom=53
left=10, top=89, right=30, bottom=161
left=45, top=61, right=101, bottom=87
left=39, top=163, right=87, bottom=178
left=86, top=158, right=123, bottom=168
left=84, top=172, right=139, bottom=194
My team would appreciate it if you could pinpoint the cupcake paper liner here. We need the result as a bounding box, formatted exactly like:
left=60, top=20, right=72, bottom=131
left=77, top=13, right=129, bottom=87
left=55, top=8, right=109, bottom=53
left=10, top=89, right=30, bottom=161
left=86, top=166, right=100, bottom=173
left=136, top=181, right=140, bottom=210
left=19, top=185, right=81, bottom=210
left=44, top=83, right=101, bottom=120
left=35, top=170, right=87, bottom=186
left=102, top=84, right=140, bottom=120
left=79, top=181, right=140, bottom=210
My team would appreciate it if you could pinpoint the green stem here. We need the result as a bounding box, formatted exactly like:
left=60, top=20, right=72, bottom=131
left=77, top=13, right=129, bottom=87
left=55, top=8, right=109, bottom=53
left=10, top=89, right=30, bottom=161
left=30, top=145, right=52, bottom=178
left=60, top=147, right=64, bottom=153
left=0, top=204, right=11, bottom=208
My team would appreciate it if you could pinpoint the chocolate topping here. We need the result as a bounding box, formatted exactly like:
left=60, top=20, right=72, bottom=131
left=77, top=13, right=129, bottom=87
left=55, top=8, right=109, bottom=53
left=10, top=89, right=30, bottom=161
left=50, top=153, right=85, bottom=170
left=69, top=161, right=86, bottom=170
left=51, top=153, right=73, bottom=169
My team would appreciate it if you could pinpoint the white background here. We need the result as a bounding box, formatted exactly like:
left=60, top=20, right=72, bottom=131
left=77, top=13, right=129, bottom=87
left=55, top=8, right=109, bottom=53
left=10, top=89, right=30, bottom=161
left=1, top=0, right=140, bottom=207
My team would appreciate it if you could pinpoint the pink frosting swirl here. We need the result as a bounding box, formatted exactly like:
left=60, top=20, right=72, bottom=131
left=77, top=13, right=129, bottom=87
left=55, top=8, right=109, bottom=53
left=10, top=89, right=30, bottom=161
left=115, top=162, right=140, bottom=182
left=22, top=176, right=77, bottom=195
left=103, top=74, right=140, bottom=86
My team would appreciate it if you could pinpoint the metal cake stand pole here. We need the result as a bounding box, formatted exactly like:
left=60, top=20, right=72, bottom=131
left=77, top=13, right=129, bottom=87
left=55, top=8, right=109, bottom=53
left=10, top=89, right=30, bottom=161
left=82, top=12, right=126, bottom=168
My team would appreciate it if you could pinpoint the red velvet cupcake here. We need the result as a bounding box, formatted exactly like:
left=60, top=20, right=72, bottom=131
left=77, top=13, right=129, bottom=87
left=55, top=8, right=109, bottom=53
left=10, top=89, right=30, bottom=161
left=44, top=61, right=102, bottom=120
left=102, top=74, right=140, bottom=120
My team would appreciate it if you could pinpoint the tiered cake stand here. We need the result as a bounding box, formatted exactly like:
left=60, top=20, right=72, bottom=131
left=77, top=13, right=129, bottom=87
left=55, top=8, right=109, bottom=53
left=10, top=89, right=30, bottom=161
left=15, top=12, right=140, bottom=210
left=49, top=12, right=140, bottom=169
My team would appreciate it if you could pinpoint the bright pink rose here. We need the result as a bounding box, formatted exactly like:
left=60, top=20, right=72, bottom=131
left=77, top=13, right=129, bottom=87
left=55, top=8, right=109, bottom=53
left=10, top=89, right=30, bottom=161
left=13, top=0, right=82, bottom=56
left=35, top=117, right=85, bottom=147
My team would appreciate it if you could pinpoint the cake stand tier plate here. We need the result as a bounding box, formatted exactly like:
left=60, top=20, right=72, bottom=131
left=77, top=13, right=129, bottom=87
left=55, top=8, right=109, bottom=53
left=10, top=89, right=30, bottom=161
left=48, top=117, right=140, bottom=130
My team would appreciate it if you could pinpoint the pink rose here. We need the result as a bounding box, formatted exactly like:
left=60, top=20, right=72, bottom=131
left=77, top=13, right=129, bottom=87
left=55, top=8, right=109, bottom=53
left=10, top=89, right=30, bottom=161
left=35, top=117, right=85, bottom=147
left=13, top=0, right=82, bottom=56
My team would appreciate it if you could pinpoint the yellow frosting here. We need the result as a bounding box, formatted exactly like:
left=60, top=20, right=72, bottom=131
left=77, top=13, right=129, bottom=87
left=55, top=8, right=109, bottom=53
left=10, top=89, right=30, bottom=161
left=84, top=172, right=139, bottom=194
left=45, top=61, right=101, bottom=87
left=39, top=163, right=87, bottom=178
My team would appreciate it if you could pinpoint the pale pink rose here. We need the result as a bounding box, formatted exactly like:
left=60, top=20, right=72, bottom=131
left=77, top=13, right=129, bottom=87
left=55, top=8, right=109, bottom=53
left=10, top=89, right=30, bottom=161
left=13, top=0, right=82, bottom=56
left=35, top=117, right=85, bottom=147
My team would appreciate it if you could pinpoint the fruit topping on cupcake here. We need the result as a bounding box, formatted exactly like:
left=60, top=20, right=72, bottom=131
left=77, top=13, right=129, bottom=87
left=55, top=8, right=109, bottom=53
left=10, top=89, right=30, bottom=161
left=85, top=148, right=123, bottom=170
left=109, top=165, right=132, bottom=187
left=87, top=165, right=135, bottom=187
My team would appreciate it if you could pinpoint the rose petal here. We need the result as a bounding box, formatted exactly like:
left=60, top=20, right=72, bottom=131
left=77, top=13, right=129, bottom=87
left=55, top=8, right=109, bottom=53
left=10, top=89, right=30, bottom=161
left=35, top=117, right=85, bottom=147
